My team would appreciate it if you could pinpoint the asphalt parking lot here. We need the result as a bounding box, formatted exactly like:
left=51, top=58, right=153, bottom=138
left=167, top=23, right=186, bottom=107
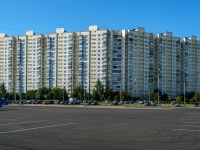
left=0, top=106, right=200, bottom=150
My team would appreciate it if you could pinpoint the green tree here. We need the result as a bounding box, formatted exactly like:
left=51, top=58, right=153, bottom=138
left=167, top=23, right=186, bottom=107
left=114, top=94, right=120, bottom=101
left=133, top=94, right=140, bottom=101
left=50, top=87, right=63, bottom=100
left=120, top=91, right=131, bottom=101
left=25, top=90, right=36, bottom=100
left=185, top=91, right=195, bottom=102
left=167, top=96, right=172, bottom=102
left=35, top=86, right=51, bottom=100
left=71, top=84, right=84, bottom=100
left=152, top=92, right=158, bottom=101
left=0, top=82, right=7, bottom=98
left=176, top=96, right=182, bottom=103
left=190, top=92, right=200, bottom=103
left=21, top=93, right=26, bottom=100
left=104, top=86, right=114, bottom=100
left=92, top=79, right=105, bottom=101
left=161, top=93, right=168, bottom=102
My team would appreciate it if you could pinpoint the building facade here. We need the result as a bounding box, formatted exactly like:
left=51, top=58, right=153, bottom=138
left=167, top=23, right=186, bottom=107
left=0, top=25, right=199, bottom=98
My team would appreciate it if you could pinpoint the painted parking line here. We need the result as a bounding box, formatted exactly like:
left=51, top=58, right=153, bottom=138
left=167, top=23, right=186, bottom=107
left=174, top=129, right=200, bottom=132
left=179, top=121, right=200, bottom=124
left=0, top=123, right=76, bottom=134
left=180, top=119, right=197, bottom=121
left=0, top=118, right=22, bottom=122
left=0, top=120, right=47, bottom=126
left=177, top=125, right=200, bottom=127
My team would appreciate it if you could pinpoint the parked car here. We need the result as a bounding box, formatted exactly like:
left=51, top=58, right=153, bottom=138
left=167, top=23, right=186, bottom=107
left=124, top=101, right=129, bottom=104
left=42, top=101, right=48, bottom=104
left=144, top=102, right=150, bottom=106
left=194, top=102, right=199, bottom=107
left=171, top=101, right=176, bottom=105
left=86, top=100, right=93, bottom=105
left=35, top=100, right=43, bottom=104
left=68, top=101, right=76, bottom=105
left=129, top=101, right=135, bottom=104
left=139, top=100, right=145, bottom=104
left=63, top=101, right=69, bottom=105
left=111, top=101, right=118, bottom=105
left=47, top=100, right=54, bottom=104
left=150, top=101, right=156, bottom=106
left=91, top=101, right=98, bottom=105
left=175, top=103, right=180, bottom=107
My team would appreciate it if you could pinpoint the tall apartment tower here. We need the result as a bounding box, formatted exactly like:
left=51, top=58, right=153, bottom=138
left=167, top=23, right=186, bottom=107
left=77, top=30, right=90, bottom=93
left=126, top=28, right=155, bottom=97
left=110, top=30, right=126, bottom=92
left=44, top=32, right=57, bottom=89
left=156, top=32, right=182, bottom=98
left=15, top=34, right=27, bottom=93
left=182, top=36, right=200, bottom=93
left=0, top=33, right=15, bottom=92
left=1, top=26, right=200, bottom=99
left=89, top=26, right=112, bottom=91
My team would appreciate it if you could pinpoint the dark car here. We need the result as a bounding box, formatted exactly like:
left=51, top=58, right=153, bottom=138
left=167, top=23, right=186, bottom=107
left=150, top=101, right=156, bottom=106
left=112, top=101, right=118, bottom=105
left=86, top=100, right=93, bottom=105
left=194, top=102, right=199, bottom=107
left=124, top=101, right=129, bottom=104
left=91, top=101, right=98, bottom=105
left=68, top=101, right=76, bottom=105
left=36, top=100, right=43, bottom=104
left=171, top=101, right=176, bottom=105
left=47, top=100, right=54, bottom=104
left=139, top=100, right=145, bottom=104
left=144, top=102, right=150, bottom=106
left=129, top=101, right=135, bottom=104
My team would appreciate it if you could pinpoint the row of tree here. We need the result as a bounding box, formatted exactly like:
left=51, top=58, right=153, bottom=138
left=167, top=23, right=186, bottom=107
left=0, top=80, right=199, bottom=103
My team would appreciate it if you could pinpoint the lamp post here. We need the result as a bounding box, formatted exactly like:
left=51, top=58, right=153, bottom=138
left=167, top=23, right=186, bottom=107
left=63, top=86, right=65, bottom=101
left=120, top=85, right=121, bottom=102
left=184, top=80, right=185, bottom=107
left=158, top=72, right=160, bottom=108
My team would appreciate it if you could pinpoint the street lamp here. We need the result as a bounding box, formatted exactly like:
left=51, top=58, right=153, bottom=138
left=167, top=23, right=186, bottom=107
left=158, top=72, right=160, bottom=108
left=184, top=80, right=185, bottom=107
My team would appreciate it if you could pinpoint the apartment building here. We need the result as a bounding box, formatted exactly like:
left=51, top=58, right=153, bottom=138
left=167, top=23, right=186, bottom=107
left=0, top=33, right=15, bottom=92
left=126, top=28, right=155, bottom=97
left=0, top=25, right=200, bottom=99
left=44, top=33, right=57, bottom=89
left=182, top=36, right=200, bottom=93
left=156, top=32, right=182, bottom=98
left=15, top=35, right=27, bottom=93
left=89, top=26, right=111, bottom=91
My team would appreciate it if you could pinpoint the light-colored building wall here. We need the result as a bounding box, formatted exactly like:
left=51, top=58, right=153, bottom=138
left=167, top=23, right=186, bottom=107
left=89, top=26, right=110, bottom=92
left=44, top=33, right=57, bottom=89
left=182, top=36, right=199, bottom=93
left=110, top=30, right=125, bottom=92
left=0, top=34, right=15, bottom=92
left=15, top=35, right=27, bottom=93
left=26, top=31, right=43, bottom=91
left=157, top=32, right=182, bottom=98
left=0, top=26, right=200, bottom=99
left=127, top=28, right=155, bottom=98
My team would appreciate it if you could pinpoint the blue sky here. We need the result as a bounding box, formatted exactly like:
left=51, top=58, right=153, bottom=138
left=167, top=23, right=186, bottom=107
left=0, top=0, right=200, bottom=38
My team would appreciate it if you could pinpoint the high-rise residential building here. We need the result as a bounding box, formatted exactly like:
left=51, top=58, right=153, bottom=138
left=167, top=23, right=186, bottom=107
left=15, top=34, right=27, bottom=93
left=0, top=33, right=15, bottom=93
left=182, top=36, right=200, bottom=93
left=0, top=25, right=199, bottom=99
left=110, top=30, right=126, bottom=92
left=156, top=32, right=182, bottom=98
left=126, top=28, right=155, bottom=97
